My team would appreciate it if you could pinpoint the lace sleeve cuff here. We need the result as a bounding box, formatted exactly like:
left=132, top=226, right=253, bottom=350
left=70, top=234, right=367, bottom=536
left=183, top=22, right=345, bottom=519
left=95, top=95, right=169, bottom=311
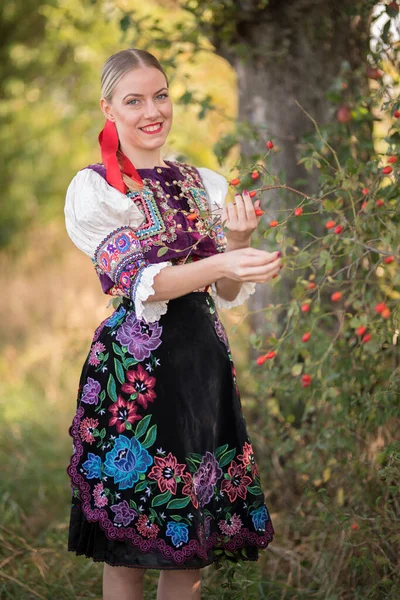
left=134, top=262, right=173, bottom=323
left=210, top=281, right=257, bottom=309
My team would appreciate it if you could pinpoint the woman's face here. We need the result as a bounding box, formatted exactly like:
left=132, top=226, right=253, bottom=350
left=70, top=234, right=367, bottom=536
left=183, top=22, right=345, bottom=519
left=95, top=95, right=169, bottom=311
left=100, top=66, right=173, bottom=151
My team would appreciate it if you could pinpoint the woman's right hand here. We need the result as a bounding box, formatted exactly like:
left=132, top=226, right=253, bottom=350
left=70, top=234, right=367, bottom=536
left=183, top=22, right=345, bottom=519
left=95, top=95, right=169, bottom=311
left=220, top=247, right=282, bottom=283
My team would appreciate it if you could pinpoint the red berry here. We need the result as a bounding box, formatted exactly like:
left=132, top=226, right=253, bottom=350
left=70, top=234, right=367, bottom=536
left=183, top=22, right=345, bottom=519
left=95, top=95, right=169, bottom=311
left=301, top=303, right=311, bottom=313
left=361, top=201, right=368, bottom=211
left=256, top=354, right=268, bottom=365
left=307, top=282, right=316, bottom=290
left=230, top=178, right=241, bottom=186
left=294, top=207, right=303, bottom=216
left=356, top=326, right=367, bottom=336
left=301, top=374, right=312, bottom=387
left=362, top=188, right=370, bottom=195
left=187, top=213, right=198, bottom=221
left=267, top=140, right=274, bottom=149
left=249, top=190, right=257, bottom=198
left=269, top=220, right=278, bottom=227
left=382, top=307, right=391, bottom=319
left=334, top=225, right=343, bottom=234
left=325, top=220, right=336, bottom=229
left=362, top=333, right=372, bottom=343
left=382, top=166, right=393, bottom=175
left=394, top=110, right=400, bottom=118
left=376, top=199, right=384, bottom=207
left=265, top=351, right=276, bottom=359
left=337, top=105, right=352, bottom=123
left=350, top=523, right=359, bottom=531
left=375, top=302, right=386, bottom=314
left=255, top=209, right=264, bottom=216
left=302, top=332, right=311, bottom=342
left=251, top=171, right=259, bottom=180
left=331, top=291, right=342, bottom=302
left=387, top=156, right=398, bottom=163
left=384, top=255, right=395, bottom=264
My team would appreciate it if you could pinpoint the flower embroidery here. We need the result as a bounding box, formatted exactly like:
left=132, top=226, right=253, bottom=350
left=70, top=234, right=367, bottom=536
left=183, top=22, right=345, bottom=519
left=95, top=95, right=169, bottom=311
left=82, top=453, right=103, bottom=479
left=250, top=505, right=270, bottom=531
left=148, top=452, right=186, bottom=495
left=110, top=500, right=137, bottom=526
left=193, top=452, right=223, bottom=507
left=181, top=472, right=199, bottom=509
left=89, top=342, right=106, bottom=366
left=218, top=514, right=243, bottom=537
left=136, top=514, right=160, bottom=539
left=214, top=318, right=230, bottom=350
left=103, top=435, right=153, bottom=490
left=108, top=395, right=142, bottom=433
left=81, top=377, right=101, bottom=405
left=237, top=442, right=259, bottom=478
left=220, top=460, right=252, bottom=503
left=166, top=522, right=189, bottom=547
left=92, top=320, right=107, bottom=343
left=79, top=417, right=99, bottom=445
left=105, top=306, right=126, bottom=328
left=121, top=364, right=157, bottom=410
left=93, top=482, right=108, bottom=508
left=116, top=312, right=162, bottom=361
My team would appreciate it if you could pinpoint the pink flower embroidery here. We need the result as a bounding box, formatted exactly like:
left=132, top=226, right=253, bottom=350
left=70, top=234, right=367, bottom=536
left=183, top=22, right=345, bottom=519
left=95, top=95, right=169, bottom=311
left=148, top=452, right=186, bottom=495
left=181, top=472, right=199, bottom=509
left=218, top=514, right=243, bottom=537
left=136, top=514, right=160, bottom=539
left=237, top=441, right=260, bottom=478
left=220, top=460, right=252, bottom=503
left=93, top=482, right=108, bottom=508
left=88, top=341, right=106, bottom=366
left=121, top=364, right=157, bottom=409
left=79, top=417, right=99, bottom=444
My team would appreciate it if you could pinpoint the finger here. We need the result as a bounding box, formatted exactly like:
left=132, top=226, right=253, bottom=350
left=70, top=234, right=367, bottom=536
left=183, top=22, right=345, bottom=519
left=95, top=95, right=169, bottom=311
left=234, top=193, right=248, bottom=225
left=226, top=200, right=238, bottom=226
left=242, top=190, right=258, bottom=224
left=239, top=260, right=281, bottom=281
left=240, top=250, right=281, bottom=266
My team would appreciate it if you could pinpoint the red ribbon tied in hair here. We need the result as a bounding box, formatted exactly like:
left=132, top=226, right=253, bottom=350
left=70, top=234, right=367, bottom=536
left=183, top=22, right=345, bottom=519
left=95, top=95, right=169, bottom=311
left=98, top=119, right=143, bottom=193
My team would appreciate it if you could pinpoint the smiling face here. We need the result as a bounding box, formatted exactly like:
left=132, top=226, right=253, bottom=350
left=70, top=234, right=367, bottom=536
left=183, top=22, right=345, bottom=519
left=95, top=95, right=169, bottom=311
left=100, top=66, right=173, bottom=153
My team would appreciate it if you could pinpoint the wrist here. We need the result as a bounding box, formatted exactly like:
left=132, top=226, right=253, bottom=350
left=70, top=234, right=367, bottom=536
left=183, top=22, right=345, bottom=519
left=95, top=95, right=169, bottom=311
left=225, top=238, right=251, bottom=252
left=209, top=251, right=228, bottom=279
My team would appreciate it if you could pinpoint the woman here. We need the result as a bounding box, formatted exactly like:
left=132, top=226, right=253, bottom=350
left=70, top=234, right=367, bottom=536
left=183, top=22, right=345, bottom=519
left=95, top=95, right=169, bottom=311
left=65, top=48, right=279, bottom=600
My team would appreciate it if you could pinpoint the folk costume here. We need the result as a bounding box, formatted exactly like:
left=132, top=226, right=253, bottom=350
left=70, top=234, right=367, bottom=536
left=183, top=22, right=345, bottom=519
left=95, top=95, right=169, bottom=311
left=64, top=122, right=274, bottom=569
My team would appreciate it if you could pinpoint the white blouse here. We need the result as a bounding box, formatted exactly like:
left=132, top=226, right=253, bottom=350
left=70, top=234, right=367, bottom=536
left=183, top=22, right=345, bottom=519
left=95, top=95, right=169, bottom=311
left=64, top=165, right=256, bottom=322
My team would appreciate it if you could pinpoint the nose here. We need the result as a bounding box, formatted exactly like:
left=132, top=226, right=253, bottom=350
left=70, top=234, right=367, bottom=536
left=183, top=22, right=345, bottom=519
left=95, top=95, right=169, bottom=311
left=143, top=99, right=162, bottom=120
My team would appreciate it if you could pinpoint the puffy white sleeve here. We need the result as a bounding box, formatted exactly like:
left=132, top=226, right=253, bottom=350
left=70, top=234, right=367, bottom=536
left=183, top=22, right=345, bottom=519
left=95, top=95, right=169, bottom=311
left=64, top=168, right=172, bottom=323
left=196, top=167, right=257, bottom=309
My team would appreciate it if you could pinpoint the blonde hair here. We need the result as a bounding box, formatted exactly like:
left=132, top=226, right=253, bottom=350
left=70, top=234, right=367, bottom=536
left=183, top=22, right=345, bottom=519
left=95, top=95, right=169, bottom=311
left=101, top=48, right=169, bottom=192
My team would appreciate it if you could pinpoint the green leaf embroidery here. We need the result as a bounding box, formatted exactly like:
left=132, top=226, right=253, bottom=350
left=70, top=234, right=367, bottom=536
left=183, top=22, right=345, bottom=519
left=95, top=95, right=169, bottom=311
left=107, top=374, right=118, bottom=402
left=134, top=480, right=149, bottom=493
left=114, top=358, right=125, bottom=385
left=166, top=496, right=191, bottom=510
left=124, top=357, right=139, bottom=368
left=218, top=448, right=236, bottom=468
left=215, top=444, right=229, bottom=460
left=151, top=490, right=172, bottom=507
left=134, top=415, right=151, bottom=439
left=247, top=485, right=263, bottom=496
left=112, top=343, right=125, bottom=358
left=142, top=424, right=157, bottom=449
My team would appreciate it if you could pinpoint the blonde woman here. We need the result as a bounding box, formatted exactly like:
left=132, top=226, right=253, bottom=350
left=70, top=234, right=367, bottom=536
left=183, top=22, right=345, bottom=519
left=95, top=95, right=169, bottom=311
left=65, top=48, right=277, bottom=600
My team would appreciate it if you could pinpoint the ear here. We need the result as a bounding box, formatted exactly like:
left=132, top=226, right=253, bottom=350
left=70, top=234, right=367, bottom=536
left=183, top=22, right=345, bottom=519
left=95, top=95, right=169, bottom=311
left=100, top=97, right=115, bottom=122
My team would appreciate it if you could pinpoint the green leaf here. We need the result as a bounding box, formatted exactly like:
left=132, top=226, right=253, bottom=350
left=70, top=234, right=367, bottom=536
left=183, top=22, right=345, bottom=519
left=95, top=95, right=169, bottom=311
left=219, top=448, right=236, bottom=468
left=107, top=374, right=118, bottom=402
left=141, top=424, right=157, bottom=449
left=114, top=358, right=125, bottom=385
left=170, top=514, right=183, bottom=522
left=134, top=480, right=149, bottom=493
left=124, top=358, right=139, bottom=368
left=215, top=444, right=229, bottom=460
left=157, top=246, right=168, bottom=257
left=247, top=484, right=263, bottom=495
left=134, top=415, right=152, bottom=440
left=99, top=428, right=106, bottom=439
left=166, top=496, right=191, bottom=509
left=151, top=490, right=172, bottom=507
left=112, top=343, right=125, bottom=358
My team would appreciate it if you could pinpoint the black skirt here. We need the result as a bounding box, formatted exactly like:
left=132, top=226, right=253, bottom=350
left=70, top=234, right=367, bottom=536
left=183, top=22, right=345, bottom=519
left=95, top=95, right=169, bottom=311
left=66, top=290, right=274, bottom=570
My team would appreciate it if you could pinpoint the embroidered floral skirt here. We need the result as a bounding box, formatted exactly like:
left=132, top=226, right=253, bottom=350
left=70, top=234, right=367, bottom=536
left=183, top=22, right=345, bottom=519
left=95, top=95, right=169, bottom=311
left=66, top=290, right=274, bottom=570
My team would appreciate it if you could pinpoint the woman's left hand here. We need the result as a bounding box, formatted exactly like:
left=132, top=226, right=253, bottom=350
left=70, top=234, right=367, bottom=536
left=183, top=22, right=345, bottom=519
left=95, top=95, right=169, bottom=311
left=221, top=189, right=263, bottom=249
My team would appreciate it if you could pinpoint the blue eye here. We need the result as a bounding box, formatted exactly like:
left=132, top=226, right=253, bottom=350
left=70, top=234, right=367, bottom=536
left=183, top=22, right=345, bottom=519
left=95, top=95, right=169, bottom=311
left=127, top=93, right=168, bottom=105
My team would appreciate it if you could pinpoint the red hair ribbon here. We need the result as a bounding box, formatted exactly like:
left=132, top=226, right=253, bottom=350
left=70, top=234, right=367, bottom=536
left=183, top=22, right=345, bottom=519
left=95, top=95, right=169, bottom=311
left=98, top=119, right=143, bottom=193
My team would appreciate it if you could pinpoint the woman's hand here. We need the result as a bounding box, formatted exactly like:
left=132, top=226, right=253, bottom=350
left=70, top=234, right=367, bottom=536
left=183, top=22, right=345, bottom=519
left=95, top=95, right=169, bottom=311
left=221, top=189, right=262, bottom=250
left=220, top=247, right=281, bottom=283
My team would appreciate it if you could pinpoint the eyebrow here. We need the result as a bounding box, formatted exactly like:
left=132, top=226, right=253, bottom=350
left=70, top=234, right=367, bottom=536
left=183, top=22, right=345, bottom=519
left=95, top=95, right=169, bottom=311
left=123, top=87, right=168, bottom=100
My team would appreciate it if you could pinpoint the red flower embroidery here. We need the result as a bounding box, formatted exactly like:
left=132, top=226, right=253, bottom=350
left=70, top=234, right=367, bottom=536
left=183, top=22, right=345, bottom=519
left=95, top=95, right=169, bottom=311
left=181, top=471, right=199, bottom=509
left=121, top=364, right=157, bottom=409
left=220, top=460, right=252, bottom=503
left=108, top=395, right=142, bottom=433
left=237, top=442, right=260, bottom=477
left=148, top=452, right=186, bottom=495
left=79, top=417, right=99, bottom=444
left=136, top=514, right=160, bottom=539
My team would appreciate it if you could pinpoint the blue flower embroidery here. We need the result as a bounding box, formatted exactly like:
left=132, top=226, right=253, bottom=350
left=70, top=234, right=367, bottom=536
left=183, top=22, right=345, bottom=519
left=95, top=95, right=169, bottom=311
left=105, top=306, right=126, bottom=328
left=166, top=522, right=189, bottom=547
left=250, top=505, right=269, bottom=531
left=103, top=435, right=153, bottom=490
left=82, top=453, right=102, bottom=479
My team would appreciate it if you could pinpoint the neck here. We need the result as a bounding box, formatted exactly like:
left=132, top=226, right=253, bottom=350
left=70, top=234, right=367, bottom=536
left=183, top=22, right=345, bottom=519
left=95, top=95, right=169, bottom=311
left=119, top=141, right=168, bottom=170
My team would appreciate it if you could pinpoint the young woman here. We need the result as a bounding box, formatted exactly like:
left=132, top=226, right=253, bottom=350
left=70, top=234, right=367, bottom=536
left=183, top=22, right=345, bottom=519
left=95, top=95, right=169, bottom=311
left=65, top=48, right=278, bottom=600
